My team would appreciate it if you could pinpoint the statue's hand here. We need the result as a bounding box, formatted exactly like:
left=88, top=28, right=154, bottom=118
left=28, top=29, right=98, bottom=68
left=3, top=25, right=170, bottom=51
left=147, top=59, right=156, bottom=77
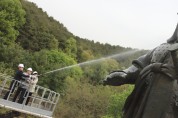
left=103, top=71, right=127, bottom=86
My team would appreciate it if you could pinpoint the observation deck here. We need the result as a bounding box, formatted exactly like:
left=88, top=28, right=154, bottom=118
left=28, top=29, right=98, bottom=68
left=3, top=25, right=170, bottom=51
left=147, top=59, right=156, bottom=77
left=0, top=74, right=60, bottom=118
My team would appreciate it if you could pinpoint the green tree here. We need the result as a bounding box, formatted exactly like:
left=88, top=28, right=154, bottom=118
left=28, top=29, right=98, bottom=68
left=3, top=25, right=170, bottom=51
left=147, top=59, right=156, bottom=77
left=30, top=50, right=83, bottom=92
left=55, top=78, right=114, bottom=118
left=64, top=37, right=77, bottom=59
left=80, top=50, right=94, bottom=62
left=103, top=86, right=133, bottom=118
left=17, top=0, right=72, bottom=51
left=82, top=59, right=119, bottom=84
left=0, top=0, right=25, bottom=45
left=0, top=44, right=28, bottom=69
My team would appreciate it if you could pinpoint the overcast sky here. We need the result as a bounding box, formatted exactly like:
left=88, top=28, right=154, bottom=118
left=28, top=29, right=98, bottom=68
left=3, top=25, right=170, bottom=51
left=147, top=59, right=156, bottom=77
left=28, top=0, right=178, bottom=50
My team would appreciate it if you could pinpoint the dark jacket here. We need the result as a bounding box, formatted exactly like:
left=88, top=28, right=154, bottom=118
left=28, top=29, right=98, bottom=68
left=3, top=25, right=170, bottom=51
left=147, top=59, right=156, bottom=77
left=14, top=70, right=29, bottom=81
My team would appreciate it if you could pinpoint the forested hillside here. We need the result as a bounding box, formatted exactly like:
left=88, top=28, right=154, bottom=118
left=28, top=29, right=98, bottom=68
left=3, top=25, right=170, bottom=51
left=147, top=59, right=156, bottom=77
left=17, top=0, right=132, bottom=58
left=0, top=0, right=147, bottom=117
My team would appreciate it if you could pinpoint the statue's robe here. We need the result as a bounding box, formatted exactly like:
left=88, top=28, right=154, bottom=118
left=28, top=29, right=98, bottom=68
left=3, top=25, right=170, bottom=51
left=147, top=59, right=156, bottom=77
left=123, top=43, right=178, bottom=118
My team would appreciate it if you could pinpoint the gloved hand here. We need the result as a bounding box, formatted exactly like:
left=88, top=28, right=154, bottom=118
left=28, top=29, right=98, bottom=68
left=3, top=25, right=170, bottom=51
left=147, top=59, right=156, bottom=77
left=37, top=74, right=42, bottom=77
left=26, top=78, right=31, bottom=83
left=102, top=71, right=127, bottom=86
left=29, top=75, right=32, bottom=78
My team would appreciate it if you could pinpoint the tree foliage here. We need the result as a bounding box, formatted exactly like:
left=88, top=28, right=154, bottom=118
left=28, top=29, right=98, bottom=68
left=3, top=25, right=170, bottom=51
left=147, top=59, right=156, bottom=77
left=0, top=0, right=25, bottom=45
left=103, top=86, right=133, bottom=118
left=55, top=78, right=113, bottom=118
left=16, top=0, right=72, bottom=51
left=82, top=59, right=120, bottom=84
left=64, top=37, right=77, bottom=59
left=29, top=50, right=83, bottom=92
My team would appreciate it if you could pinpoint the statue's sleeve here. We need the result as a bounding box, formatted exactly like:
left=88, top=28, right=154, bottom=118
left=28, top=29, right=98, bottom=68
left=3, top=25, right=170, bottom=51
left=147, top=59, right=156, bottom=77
left=123, top=49, right=154, bottom=84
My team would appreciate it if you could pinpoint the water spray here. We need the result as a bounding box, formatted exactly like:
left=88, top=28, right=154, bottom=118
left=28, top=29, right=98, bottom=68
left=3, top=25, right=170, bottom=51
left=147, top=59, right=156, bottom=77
left=40, top=49, right=142, bottom=76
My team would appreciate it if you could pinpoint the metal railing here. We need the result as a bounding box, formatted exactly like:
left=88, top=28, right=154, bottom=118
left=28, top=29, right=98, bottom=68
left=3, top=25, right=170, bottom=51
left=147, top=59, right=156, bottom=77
left=0, top=73, right=60, bottom=118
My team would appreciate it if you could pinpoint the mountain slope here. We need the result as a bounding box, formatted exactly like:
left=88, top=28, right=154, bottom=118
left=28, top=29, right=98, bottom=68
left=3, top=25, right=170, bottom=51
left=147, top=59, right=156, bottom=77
left=17, top=0, right=129, bottom=61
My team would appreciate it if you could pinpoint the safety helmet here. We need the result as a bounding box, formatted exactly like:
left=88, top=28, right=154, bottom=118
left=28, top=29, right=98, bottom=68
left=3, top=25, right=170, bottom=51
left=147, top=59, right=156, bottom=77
left=18, top=64, right=24, bottom=68
left=27, top=68, right=33, bottom=72
left=33, top=71, right=38, bottom=74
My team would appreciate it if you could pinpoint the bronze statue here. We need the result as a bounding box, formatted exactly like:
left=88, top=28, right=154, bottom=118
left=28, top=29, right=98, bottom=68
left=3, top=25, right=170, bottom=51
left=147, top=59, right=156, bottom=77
left=103, top=23, right=178, bottom=118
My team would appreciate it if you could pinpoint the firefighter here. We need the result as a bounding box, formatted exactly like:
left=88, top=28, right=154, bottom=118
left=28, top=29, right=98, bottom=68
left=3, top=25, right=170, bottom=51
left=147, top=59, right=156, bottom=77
left=25, top=71, right=38, bottom=105
left=13, top=67, right=32, bottom=104
left=3, top=64, right=30, bottom=100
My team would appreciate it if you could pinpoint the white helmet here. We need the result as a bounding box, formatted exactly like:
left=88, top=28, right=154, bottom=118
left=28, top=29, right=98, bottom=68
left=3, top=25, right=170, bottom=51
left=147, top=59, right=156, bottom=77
left=33, top=71, right=38, bottom=74
left=18, top=64, right=24, bottom=68
left=27, top=67, right=33, bottom=72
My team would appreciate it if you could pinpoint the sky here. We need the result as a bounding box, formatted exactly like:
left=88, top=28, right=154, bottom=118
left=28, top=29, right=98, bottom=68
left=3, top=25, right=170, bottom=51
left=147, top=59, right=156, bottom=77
left=28, top=0, right=178, bottom=50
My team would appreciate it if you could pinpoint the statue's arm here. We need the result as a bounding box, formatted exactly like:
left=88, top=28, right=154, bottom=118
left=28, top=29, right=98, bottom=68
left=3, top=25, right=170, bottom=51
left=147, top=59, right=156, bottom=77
left=103, top=50, right=154, bottom=86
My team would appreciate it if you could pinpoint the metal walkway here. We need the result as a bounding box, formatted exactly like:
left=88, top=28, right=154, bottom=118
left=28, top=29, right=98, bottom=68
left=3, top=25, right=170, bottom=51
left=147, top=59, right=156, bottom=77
left=0, top=74, right=60, bottom=118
